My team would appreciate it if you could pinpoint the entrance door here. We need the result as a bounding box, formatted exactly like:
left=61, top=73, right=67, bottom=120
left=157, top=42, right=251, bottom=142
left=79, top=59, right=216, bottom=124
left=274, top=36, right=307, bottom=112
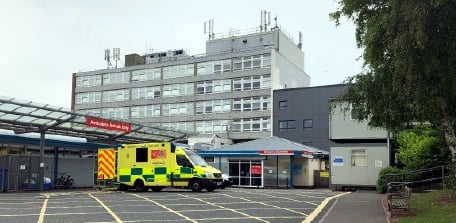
left=228, top=160, right=263, bottom=187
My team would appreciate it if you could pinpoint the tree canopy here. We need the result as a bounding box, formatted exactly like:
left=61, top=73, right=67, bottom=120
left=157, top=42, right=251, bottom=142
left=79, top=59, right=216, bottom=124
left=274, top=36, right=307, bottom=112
left=331, top=0, right=456, bottom=160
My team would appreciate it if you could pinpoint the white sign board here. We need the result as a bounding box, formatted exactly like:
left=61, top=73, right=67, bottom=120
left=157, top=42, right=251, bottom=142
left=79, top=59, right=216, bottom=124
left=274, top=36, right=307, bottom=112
left=375, top=160, right=383, bottom=168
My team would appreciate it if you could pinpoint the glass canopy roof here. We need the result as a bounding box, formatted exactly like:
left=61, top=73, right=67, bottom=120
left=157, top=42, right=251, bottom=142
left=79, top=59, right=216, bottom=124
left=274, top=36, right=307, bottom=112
left=0, top=96, right=190, bottom=144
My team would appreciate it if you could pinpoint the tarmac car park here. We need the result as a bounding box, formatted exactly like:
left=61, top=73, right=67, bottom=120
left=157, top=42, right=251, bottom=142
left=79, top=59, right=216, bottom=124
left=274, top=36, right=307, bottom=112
left=0, top=187, right=342, bottom=223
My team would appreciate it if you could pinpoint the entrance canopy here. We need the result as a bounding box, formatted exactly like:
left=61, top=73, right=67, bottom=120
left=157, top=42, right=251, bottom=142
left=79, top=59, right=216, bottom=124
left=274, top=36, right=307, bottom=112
left=0, top=96, right=189, bottom=144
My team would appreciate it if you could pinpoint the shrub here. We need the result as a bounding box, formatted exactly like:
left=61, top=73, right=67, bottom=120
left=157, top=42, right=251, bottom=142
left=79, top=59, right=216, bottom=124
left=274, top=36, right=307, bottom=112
left=377, top=166, right=402, bottom=193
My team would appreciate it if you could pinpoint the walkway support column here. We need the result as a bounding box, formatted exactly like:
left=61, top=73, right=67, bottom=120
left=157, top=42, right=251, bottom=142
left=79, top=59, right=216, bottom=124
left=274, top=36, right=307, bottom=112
left=38, top=129, right=45, bottom=191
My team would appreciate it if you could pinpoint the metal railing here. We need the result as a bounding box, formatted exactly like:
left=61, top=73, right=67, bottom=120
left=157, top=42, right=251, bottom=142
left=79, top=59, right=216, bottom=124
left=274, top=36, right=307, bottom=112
left=386, top=165, right=453, bottom=193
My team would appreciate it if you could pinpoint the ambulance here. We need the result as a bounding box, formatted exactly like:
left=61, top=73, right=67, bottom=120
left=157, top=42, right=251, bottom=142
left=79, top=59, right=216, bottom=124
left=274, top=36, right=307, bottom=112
left=116, top=142, right=223, bottom=192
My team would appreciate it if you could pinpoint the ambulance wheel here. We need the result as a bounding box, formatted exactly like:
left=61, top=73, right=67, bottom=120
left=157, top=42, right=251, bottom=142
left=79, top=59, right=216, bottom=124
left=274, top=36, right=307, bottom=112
left=190, top=179, right=203, bottom=192
left=134, top=180, right=147, bottom=192
left=151, top=187, right=163, bottom=192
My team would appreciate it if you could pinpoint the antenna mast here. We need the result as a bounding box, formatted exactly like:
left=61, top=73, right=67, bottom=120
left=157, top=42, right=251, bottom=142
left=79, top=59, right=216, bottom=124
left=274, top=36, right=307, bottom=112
left=204, top=19, right=215, bottom=40
left=260, top=10, right=271, bottom=32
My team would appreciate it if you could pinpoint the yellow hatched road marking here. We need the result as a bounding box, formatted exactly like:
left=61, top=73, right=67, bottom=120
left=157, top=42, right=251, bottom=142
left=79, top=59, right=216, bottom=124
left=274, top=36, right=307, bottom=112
left=37, top=195, right=49, bottom=223
left=89, top=193, right=123, bottom=223
left=132, top=193, right=197, bottom=223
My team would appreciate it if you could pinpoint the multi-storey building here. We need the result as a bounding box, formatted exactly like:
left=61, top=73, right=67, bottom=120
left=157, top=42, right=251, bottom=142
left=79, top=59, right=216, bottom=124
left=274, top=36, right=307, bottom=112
left=72, top=26, right=310, bottom=144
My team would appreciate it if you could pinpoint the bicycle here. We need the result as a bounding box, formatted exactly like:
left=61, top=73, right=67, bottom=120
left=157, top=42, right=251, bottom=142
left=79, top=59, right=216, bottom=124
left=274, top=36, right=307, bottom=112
left=57, top=173, right=75, bottom=189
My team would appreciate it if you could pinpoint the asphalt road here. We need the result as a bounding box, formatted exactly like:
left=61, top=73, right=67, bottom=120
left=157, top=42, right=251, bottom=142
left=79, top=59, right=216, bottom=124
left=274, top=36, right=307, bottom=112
left=0, top=188, right=346, bottom=223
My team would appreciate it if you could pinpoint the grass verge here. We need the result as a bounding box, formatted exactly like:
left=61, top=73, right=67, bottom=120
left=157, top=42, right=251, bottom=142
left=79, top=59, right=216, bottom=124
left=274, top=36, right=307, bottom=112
left=398, top=190, right=456, bottom=223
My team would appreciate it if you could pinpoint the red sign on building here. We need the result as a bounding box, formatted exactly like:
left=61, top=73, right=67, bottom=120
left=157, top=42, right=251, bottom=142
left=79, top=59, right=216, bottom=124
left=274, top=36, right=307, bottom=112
left=251, top=165, right=262, bottom=175
left=86, top=117, right=132, bottom=133
left=259, top=150, right=294, bottom=155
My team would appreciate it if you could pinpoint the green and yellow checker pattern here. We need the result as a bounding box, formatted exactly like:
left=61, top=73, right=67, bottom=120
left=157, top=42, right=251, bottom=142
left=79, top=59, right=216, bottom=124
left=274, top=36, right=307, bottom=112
left=119, top=167, right=197, bottom=185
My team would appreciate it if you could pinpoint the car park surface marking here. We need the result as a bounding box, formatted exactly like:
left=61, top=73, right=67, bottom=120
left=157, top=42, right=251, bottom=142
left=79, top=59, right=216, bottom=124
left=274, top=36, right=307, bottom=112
left=132, top=193, right=198, bottom=223
left=89, top=192, right=124, bottom=223
left=37, top=195, right=49, bottom=223
left=302, top=191, right=351, bottom=223
left=238, top=189, right=321, bottom=206
left=178, top=193, right=269, bottom=223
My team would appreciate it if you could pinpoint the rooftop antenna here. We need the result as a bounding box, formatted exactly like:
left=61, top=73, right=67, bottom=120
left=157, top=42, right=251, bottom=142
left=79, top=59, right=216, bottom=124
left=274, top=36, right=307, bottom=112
left=260, top=10, right=271, bottom=32
left=104, top=49, right=112, bottom=69
left=274, top=15, right=278, bottom=29
left=204, top=19, right=215, bottom=40
left=113, top=48, right=120, bottom=68
left=297, top=31, right=302, bottom=49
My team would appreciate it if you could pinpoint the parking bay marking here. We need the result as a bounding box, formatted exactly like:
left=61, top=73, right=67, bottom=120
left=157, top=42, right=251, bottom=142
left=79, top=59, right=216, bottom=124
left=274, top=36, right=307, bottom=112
left=89, top=193, right=123, bottom=223
left=178, top=193, right=270, bottom=223
left=221, top=193, right=308, bottom=217
left=37, top=195, right=49, bottom=223
left=132, top=193, right=197, bottom=223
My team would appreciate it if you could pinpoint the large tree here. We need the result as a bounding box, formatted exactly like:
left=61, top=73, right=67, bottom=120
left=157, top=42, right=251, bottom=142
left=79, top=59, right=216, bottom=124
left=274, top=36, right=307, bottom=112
left=331, top=1, right=456, bottom=161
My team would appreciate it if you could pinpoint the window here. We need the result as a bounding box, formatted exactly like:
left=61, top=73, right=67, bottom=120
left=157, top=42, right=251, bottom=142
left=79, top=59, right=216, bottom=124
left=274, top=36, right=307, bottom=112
left=176, top=155, right=192, bottom=167
left=163, top=64, right=194, bottom=79
left=162, top=122, right=194, bottom=132
left=351, top=149, right=367, bottom=167
left=233, top=96, right=270, bottom=112
left=102, top=89, right=129, bottom=102
left=76, top=75, right=102, bottom=87
left=131, top=68, right=160, bottom=81
left=303, top=119, right=313, bottom=131
left=233, top=75, right=271, bottom=92
left=75, top=92, right=101, bottom=104
left=102, top=72, right=129, bottom=85
left=278, top=120, right=296, bottom=131
left=232, top=118, right=270, bottom=133
left=350, top=104, right=364, bottom=120
left=101, top=107, right=129, bottom=120
left=204, top=157, right=215, bottom=163
left=279, top=100, right=288, bottom=109
left=131, top=105, right=160, bottom=118
left=162, top=102, right=194, bottom=116
left=136, top=147, right=148, bottom=162
left=132, top=87, right=161, bottom=99
left=162, top=83, right=194, bottom=97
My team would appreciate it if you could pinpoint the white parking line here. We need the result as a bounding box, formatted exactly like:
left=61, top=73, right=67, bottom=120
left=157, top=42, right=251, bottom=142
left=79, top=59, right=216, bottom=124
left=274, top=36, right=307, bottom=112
left=132, top=193, right=197, bottom=223
left=89, top=193, right=123, bottom=223
left=37, top=195, right=49, bottom=223
left=179, top=193, right=270, bottom=223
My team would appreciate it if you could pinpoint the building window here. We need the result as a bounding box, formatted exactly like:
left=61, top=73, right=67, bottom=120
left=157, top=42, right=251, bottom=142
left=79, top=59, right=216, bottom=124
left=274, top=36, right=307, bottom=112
left=102, top=72, right=130, bottom=85
left=278, top=120, right=296, bottom=131
left=75, top=92, right=101, bottom=104
left=204, top=157, right=215, bottom=163
left=162, top=102, right=194, bottom=116
left=233, top=96, right=270, bottom=112
left=131, top=68, right=160, bottom=81
left=132, top=87, right=161, bottom=99
left=350, top=104, right=364, bottom=120
left=196, top=120, right=229, bottom=134
left=232, top=118, right=270, bottom=133
left=233, top=75, right=271, bottom=92
left=351, top=149, right=367, bottom=167
left=131, top=105, right=160, bottom=118
left=101, top=107, right=130, bottom=120
left=162, top=122, right=194, bottom=132
left=163, top=64, right=194, bottom=79
left=102, top=89, right=129, bottom=102
left=279, top=100, right=288, bottom=109
left=162, top=83, right=194, bottom=98
left=303, top=119, right=313, bottom=131
left=76, top=75, right=102, bottom=87
left=196, top=100, right=231, bottom=115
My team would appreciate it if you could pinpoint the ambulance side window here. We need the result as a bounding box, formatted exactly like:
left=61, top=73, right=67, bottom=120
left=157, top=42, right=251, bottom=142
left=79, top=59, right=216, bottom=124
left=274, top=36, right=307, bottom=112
left=176, top=155, right=193, bottom=168
left=136, top=147, right=148, bottom=162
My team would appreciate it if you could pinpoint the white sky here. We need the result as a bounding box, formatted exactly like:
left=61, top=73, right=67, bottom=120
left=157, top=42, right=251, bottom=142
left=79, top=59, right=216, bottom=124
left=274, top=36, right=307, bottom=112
left=0, top=0, right=363, bottom=108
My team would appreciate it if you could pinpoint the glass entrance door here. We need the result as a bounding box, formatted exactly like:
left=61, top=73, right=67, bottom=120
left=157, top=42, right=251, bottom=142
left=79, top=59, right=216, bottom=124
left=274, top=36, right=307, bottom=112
left=229, top=160, right=263, bottom=187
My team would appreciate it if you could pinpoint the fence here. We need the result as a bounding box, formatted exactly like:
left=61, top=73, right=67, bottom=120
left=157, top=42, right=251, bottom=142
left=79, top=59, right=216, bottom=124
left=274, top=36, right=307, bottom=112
left=385, top=165, right=453, bottom=193
left=0, top=154, right=95, bottom=192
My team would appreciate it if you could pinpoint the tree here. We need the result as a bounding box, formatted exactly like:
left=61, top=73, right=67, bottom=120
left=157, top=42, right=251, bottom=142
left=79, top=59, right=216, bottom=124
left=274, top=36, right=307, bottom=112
left=331, top=1, right=456, bottom=161
left=396, top=126, right=451, bottom=171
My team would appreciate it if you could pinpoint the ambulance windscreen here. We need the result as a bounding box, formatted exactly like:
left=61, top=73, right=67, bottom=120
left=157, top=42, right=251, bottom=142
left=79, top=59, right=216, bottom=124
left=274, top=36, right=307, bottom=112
left=185, top=150, right=208, bottom=167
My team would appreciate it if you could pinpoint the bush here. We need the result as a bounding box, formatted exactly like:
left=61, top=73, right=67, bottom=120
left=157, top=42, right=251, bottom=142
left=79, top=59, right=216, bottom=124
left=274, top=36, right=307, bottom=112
left=446, top=163, right=456, bottom=192
left=377, top=166, right=402, bottom=193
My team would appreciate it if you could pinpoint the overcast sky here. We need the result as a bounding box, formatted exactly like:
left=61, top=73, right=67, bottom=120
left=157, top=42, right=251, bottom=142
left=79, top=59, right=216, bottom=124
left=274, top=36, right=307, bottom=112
left=0, top=0, right=363, bottom=108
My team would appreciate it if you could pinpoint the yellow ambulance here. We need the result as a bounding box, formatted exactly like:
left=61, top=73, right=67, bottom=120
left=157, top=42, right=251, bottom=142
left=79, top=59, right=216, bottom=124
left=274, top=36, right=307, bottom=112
left=116, top=142, right=223, bottom=192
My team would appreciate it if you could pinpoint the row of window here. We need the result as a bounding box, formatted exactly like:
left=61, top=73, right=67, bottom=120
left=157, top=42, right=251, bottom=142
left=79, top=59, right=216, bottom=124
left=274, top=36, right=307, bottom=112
left=278, top=119, right=313, bottom=131
left=79, top=96, right=271, bottom=118
left=75, top=75, right=271, bottom=104
left=76, top=54, right=271, bottom=87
